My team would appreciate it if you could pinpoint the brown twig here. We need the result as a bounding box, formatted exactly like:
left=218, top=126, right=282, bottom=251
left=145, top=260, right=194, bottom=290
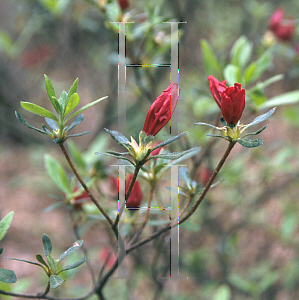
left=59, top=143, right=113, bottom=226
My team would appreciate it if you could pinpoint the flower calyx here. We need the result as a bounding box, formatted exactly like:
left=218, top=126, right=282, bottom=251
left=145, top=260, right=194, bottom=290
left=195, top=108, right=275, bottom=148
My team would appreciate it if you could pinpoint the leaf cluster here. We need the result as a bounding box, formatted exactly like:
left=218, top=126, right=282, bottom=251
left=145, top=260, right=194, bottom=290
left=6, top=234, right=87, bottom=289
left=15, top=75, right=107, bottom=144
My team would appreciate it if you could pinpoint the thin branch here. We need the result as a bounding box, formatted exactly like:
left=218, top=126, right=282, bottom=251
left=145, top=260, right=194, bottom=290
left=112, top=165, right=141, bottom=230
left=59, top=143, right=113, bottom=226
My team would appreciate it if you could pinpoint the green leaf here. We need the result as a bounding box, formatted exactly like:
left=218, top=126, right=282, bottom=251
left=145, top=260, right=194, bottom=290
left=44, top=75, right=57, bottom=100
left=15, top=111, right=47, bottom=135
left=36, top=254, right=49, bottom=268
left=58, top=240, right=83, bottom=263
left=67, top=140, right=86, bottom=171
left=0, top=211, right=13, bottom=242
left=151, top=132, right=187, bottom=151
left=179, top=167, right=192, bottom=189
left=230, top=36, right=252, bottom=70
left=44, top=75, right=61, bottom=115
left=224, top=64, right=240, bottom=86
left=21, top=102, right=58, bottom=121
left=0, top=268, right=17, bottom=283
left=228, top=273, right=256, bottom=294
left=261, top=90, right=299, bottom=109
left=244, top=108, right=275, bottom=130
left=249, top=88, right=267, bottom=106
left=213, top=284, right=231, bottom=300
left=244, top=62, right=257, bottom=85
left=66, top=131, right=91, bottom=138
left=6, top=257, right=44, bottom=269
left=57, top=91, right=68, bottom=111
left=104, top=128, right=130, bottom=146
left=42, top=234, right=52, bottom=256
left=194, top=122, right=220, bottom=131
left=47, top=254, right=57, bottom=274
left=95, top=152, right=134, bottom=165
left=150, top=147, right=200, bottom=160
left=42, top=125, right=52, bottom=135
left=64, top=93, right=79, bottom=116
left=65, top=96, right=108, bottom=122
left=237, top=138, right=263, bottom=148
left=44, top=155, right=70, bottom=194
left=200, top=39, right=221, bottom=77
left=67, top=78, right=79, bottom=97
left=65, top=114, right=84, bottom=132
left=0, top=248, right=3, bottom=255
left=57, top=257, right=87, bottom=274
left=241, top=125, right=267, bottom=138
left=49, top=275, right=64, bottom=288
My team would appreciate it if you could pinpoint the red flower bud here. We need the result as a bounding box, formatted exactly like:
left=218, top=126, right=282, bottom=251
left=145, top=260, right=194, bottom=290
left=269, top=7, right=284, bottom=31
left=126, top=174, right=142, bottom=208
left=117, top=0, right=129, bottom=10
left=208, top=75, right=245, bottom=126
left=268, top=8, right=295, bottom=42
left=142, top=82, right=180, bottom=136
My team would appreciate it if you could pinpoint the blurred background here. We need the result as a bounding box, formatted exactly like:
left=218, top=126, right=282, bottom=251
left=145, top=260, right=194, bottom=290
left=1, top=0, right=299, bottom=299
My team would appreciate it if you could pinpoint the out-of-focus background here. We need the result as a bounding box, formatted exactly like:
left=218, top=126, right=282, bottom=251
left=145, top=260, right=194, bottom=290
left=1, top=0, right=299, bottom=299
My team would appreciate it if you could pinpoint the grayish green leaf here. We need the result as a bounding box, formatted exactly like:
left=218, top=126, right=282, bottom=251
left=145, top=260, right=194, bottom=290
left=58, top=240, right=83, bottom=263
left=58, top=257, right=87, bottom=274
left=261, top=90, right=299, bottom=108
left=66, top=114, right=84, bottom=132
left=42, top=234, right=52, bottom=256
left=244, top=108, right=275, bottom=130
left=0, top=268, right=17, bottom=283
left=15, top=111, right=47, bottom=134
left=237, top=138, right=263, bottom=148
left=49, top=275, right=64, bottom=288
left=151, top=132, right=187, bottom=151
left=45, top=118, right=59, bottom=130
left=104, top=128, right=130, bottom=146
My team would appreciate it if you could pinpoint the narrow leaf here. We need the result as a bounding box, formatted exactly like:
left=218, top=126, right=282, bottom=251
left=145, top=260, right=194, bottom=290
left=194, top=122, right=220, bottom=131
left=49, top=275, right=64, bottom=288
left=45, top=118, right=59, bottom=130
left=44, top=155, right=70, bottom=194
left=6, top=257, right=44, bottom=269
left=66, top=131, right=91, bottom=138
left=58, top=240, right=83, bottom=263
left=21, top=102, right=58, bottom=121
left=95, top=152, right=134, bottom=165
left=64, top=93, right=79, bottom=116
left=0, top=248, right=3, bottom=255
left=244, top=108, right=275, bottom=130
left=42, top=234, right=52, bottom=256
left=104, top=128, right=130, bottom=146
left=42, top=125, right=52, bottom=135
left=179, top=167, right=192, bottom=188
left=200, top=39, right=221, bottom=77
left=0, top=211, right=14, bottom=242
left=237, top=138, right=263, bottom=148
left=44, top=75, right=61, bottom=115
left=0, top=268, right=17, bottom=283
left=68, top=78, right=79, bottom=97
left=57, top=91, right=68, bottom=111
left=261, top=90, right=299, bottom=108
left=44, top=75, right=57, bottom=99
left=36, top=254, right=49, bottom=267
left=241, top=125, right=267, bottom=138
left=151, top=132, right=187, bottom=151
left=47, top=254, right=57, bottom=274
left=150, top=147, right=200, bottom=160
left=58, top=257, right=88, bottom=274
left=65, top=96, right=108, bottom=122
left=65, top=114, right=84, bottom=132
left=15, top=111, right=47, bottom=135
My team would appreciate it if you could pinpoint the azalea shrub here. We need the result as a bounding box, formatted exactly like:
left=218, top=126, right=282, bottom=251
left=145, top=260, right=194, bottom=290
left=1, top=1, right=299, bottom=300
